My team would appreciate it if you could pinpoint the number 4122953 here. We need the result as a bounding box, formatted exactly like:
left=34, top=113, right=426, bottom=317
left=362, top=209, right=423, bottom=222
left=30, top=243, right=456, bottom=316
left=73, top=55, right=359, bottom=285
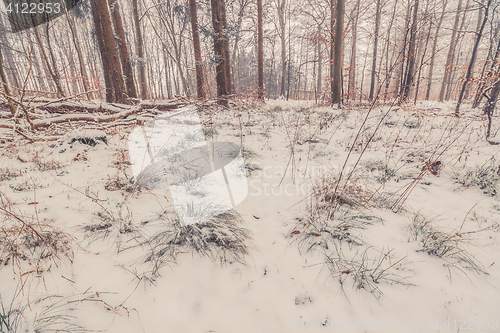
left=5, top=2, right=61, bottom=14
left=444, top=319, right=499, bottom=330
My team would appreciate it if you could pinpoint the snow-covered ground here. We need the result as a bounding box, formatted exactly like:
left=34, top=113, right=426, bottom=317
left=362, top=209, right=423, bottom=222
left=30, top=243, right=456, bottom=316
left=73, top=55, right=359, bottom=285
left=0, top=99, right=499, bottom=333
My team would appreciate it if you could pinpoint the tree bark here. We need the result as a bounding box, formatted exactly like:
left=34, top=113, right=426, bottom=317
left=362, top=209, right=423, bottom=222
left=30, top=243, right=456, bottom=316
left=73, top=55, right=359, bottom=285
left=220, top=0, right=232, bottom=95
left=0, top=15, right=20, bottom=91
left=317, top=24, right=323, bottom=101
left=211, top=0, right=230, bottom=100
left=401, top=0, right=418, bottom=102
left=0, top=46, right=16, bottom=116
left=425, top=0, right=447, bottom=100
left=189, top=0, right=206, bottom=99
left=110, top=0, right=137, bottom=99
left=347, top=0, right=360, bottom=101
left=33, top=25, right=65, bottom=97
left=90, top=0, right=126, bottom=103
left=483, top=78, right=500, bottom=139
left=454, top=0, right=492, bottom=115
left=257, top=0, right=264, bottom=100
left=277, top=0, right=286, bottom=97
left=438, top=0, right=461, bottom=101
left=331, top=0, right=344, bottom=105
left=369, top=0, right=381, bottom=101
left=473, top=33, right=500, bottom=108
left=66, top=12, right=93, bottom=100
left=132, top=0, right=147, bottom=100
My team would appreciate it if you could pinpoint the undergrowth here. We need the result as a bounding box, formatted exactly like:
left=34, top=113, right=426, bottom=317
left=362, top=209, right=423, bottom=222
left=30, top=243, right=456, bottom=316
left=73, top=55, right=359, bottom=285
left=452, top=163, right=500, bottom=196
left=408, top=213, right=497, bottom=276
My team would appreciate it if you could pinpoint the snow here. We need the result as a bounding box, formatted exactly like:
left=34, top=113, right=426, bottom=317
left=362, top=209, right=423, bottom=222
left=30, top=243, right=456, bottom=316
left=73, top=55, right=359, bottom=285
left=0, top=100, right=499, bottom=333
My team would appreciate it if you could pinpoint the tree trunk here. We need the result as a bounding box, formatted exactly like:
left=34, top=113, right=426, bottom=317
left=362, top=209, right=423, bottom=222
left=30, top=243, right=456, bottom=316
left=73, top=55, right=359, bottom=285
left=33, top=25, right=65, bottom=97
left=348, top=0, right=360, bottom=101
left=454, top=0, right=492, bottom=116
left=257, top=0, right=264, bottom=100
left=369, top=0, right=381, bottom=101
left=413, top=22, right=431, bottom=103
left=383, top=0, right=397, bottom=100
left=425, top=0, right=447, bottom=100
left=90, top=0, right=126, bottom=103
left=66, top=11, right=93, bottom=100
left=0, top=15, right=20, bottom=91
left=438, top=0, right=461, bottom=101
left=483, top=78, right=500, bottom=139
left=278, top=0, right=286, bottom=97
left=211, top=0, right=230, bottom=100
left=220, top=0, right=232, bottom=95
left=317, top=24, right=323, bottom=101
left=394, top=0, right=412, bottom=99
left=110, top=0, right=137, bottom=99
left=331, top=0, right=344, bottom=106
left=189, top=0, right=206, bottom=99
left=401, top=0, right=418, bottom=102
left=132, top=0, right=147, bottom=100
left=473, top=33, right=500, bottom=108
left=0, top=47, right=16, bottom=116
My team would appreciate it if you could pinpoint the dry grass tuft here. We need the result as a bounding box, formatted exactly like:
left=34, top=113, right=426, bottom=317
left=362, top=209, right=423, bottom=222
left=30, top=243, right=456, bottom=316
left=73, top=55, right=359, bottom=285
left=409, top=213, right=498, bottom=276
left=315, top=177, right=375, bottom=214
left=144, top=210, right=251, bottom=266
left=0, top=192, right=74, bottom=275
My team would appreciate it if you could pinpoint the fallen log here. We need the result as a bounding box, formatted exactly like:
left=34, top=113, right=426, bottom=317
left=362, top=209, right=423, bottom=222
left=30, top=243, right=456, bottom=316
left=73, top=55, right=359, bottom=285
left=139, top=100, right=186, bottom=111
left=32, top=107, right=141, bottom=128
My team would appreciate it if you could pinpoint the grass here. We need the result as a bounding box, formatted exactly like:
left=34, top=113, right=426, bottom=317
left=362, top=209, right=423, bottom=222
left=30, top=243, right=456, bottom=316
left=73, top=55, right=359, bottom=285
left=83, top=202, right=141, bottom=252
left=362, top=160, right=397, bottom=184
left=291, top=204, right=382, bottom=253
left=314, top=176, right=375, bottom=213
left=0, top=292, right=24, bottom=333
left=144, top=209, right=251, bottom=266
left=408, top=213, right=493, bottom=276
left=323, top=246, right=412, bottom=299
left=0, top=168, right=19, bottom=182
left=33, top=296, right=88, bottom=333
left=0, top=191, right=74, bottom=276
left=452, top=163, right=500, bottom=196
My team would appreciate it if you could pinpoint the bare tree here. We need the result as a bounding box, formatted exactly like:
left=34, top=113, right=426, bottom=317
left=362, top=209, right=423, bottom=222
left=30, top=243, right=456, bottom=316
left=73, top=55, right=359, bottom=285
left=110, top=0, right=137, bottom=99
left=132, top=0, right=148, bottom=99
left=65, top=11, right=93, bottom=100
left=455, top=0, right=493, bottom=116
left=33, top=25, right=65, bottom=97
left=425, top=0, right=447, bottom=100
left=348, top=0, right=360, bottom=101
left=0, top=46, right=16, bottom=116
left=275, top=0, right=287, bottom=97
left=401, top=0, right=418, bottom=101
left=369, top=0, right=382, bottom=101
left=257, top=0, right=265, bottom=99
left=189, top=0, right=205, bottom=99
left=90, top=0, right=126, bottom=103
left=211, top=0, right=231, bottom=99
left=438, top=0, right=462, bottom=102
left=483, top=77, right=500, bottom=140
left=331, top=0, right=344, bottom=106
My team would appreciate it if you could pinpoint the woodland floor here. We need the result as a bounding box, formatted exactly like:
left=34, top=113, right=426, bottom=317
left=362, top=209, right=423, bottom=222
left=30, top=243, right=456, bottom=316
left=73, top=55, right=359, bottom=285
left=0, top=99, right=499, bottom=333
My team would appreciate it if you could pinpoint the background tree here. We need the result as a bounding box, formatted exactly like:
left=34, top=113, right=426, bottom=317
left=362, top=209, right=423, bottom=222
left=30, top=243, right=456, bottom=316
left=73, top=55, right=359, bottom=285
left=89, top=0, right=126, bottom=103
left=189, top=0, right=206, bottom=99
left=257, top=0, right=264, bottom=99
left=211, top=0, right=231, bottom=99
left=331, top=0, right=344, bottom=106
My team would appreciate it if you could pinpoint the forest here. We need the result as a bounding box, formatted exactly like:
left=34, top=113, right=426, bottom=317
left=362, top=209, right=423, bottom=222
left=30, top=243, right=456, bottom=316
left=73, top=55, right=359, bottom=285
left=1, top=0, right=500, bottom=332
left=0, top=0, right=498, bottom=113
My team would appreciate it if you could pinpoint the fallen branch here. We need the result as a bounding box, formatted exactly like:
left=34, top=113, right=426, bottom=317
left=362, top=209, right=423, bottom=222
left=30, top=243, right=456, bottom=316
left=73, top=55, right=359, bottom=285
left=32, top=107, right=141, bottom=128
